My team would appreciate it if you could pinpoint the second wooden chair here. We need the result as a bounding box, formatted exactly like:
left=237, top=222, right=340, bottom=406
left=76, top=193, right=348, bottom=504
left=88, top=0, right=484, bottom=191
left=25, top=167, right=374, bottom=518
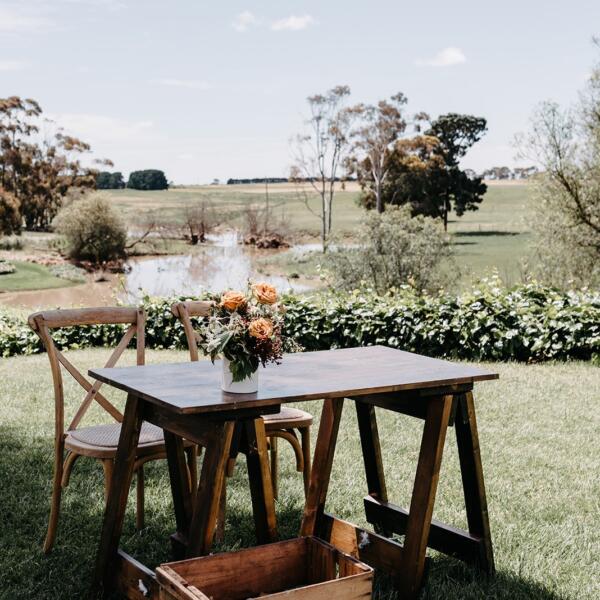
left=171, top=300, right=313, bottom=499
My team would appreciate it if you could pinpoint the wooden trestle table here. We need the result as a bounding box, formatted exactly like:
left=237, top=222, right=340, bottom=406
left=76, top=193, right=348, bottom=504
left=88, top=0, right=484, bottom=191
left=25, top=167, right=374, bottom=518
left=89, top=345, right=497, bottom=599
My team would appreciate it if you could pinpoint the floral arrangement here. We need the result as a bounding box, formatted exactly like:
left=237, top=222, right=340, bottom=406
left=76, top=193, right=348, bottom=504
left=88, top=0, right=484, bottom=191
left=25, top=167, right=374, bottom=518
left=199, top=283, right=296, bottom=382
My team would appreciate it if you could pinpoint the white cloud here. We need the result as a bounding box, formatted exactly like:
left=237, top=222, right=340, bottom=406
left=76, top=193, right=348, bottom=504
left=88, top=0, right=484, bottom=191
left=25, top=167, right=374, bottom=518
left=271, top=14, right=315, bottom=31
left=178, top=153, right=194, bottom=160
left=152, top=78, right=213, bottom=90
left=0, top=59, right=28, bottom=71
left=232, top=11, right=258, bottom=32
left=416, top=47, right=466, bottom=67
left=0, top=7, right=53, bottom=33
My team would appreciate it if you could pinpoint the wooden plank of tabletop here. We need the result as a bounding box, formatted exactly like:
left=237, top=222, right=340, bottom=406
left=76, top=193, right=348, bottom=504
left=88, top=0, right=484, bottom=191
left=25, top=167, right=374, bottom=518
left=89, top=346, right=498, bottom=415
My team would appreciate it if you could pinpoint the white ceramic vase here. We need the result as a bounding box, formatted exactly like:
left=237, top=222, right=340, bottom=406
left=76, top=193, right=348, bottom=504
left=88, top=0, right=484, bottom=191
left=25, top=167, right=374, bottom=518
left=221, top=358, right=259, bottom=393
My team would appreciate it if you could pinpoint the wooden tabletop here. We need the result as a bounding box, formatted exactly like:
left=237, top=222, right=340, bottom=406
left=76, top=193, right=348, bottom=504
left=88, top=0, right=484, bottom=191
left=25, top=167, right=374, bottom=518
left=89, top=346, right=498, bottom=415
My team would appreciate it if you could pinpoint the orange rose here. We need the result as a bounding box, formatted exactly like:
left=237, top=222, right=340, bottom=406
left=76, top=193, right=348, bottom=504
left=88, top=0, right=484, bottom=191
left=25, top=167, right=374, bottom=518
left=248, top=318, right=274, bottom=339
left=252, top=282, right=278, bottom=305
left=220, top=290, right=246, bottom=311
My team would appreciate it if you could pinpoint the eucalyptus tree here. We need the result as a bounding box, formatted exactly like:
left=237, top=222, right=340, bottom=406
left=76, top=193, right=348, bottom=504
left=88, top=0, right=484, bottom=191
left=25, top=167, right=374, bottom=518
left=291, top=85, right=353, bottom=251
left=518, top=42, right=600, bottom=287
left=0, top=96, right=105, bottom=233
left=347, top=92, right=412, bottom=213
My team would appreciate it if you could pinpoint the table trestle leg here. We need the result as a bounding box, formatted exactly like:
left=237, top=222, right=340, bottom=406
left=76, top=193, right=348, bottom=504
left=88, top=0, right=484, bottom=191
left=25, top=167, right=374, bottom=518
left=242, top=417, right=278, bottom=544
left=300, top=398, right=345, bottom=536
left=455, top=391, right=495, bottom=575
left=92, top=393, right=144, bottom=596
left=186, top=421, right=235, bottom=557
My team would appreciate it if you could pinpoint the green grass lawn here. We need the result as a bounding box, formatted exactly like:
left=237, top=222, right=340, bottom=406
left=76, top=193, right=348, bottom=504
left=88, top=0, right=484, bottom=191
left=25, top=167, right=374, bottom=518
left=1, top=348, right=598, bottom=599
left=0, top=261, right=76, bottom=292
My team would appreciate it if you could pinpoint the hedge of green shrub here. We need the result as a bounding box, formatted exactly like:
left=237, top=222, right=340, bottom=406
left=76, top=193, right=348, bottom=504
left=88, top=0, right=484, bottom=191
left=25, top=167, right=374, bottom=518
left=1, top=280, right=598, bottom=362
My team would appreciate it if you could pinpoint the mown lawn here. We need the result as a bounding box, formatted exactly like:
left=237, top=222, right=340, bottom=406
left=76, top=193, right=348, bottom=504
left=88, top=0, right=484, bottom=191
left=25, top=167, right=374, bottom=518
left=1, top=349, right=597, bottom=599
left=0, top=261, right=75, bottom=292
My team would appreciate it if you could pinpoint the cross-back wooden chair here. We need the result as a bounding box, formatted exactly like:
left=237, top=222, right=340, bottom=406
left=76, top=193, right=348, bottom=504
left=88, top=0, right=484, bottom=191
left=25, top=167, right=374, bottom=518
left=28, top=306, right=197, bottom=553
left=171, top=301, right=313, bottom=499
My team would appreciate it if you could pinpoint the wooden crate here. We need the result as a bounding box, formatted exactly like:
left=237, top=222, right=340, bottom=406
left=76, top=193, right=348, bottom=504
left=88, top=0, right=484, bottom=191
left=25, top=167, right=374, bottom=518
left=156, top=536, right=373, bottom=600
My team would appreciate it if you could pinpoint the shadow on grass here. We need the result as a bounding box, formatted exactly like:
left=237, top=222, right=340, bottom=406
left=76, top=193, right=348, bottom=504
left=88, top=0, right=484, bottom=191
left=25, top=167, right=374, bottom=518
left=372, top=556, right=568, bottom=600
left=0, top=424, right=568, bottom=600
left=0, top=424, right=305, bottom=599
left=454, top=231, right=521, bottom=237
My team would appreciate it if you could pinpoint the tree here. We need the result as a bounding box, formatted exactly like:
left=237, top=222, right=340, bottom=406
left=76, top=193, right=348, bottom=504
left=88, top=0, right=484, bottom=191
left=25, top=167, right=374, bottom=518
left=518, top=90, right=600, bottom=287
left=0, top=96, right=103, bottom=231
left=291, top=85, right=353, bottom=251
left=348, top=93, right=410, bottom=213
left=354, top=111, right=487, bottom=230
left=96, top=171, right=125, bottom=189
left=515, top=39, right=600, bottom=288
left=326, top=205, right=454, bottom=293
left=425, top=113, right=488, bottom=230
left=54, top=194, right=127, bottom=266
left=367, top=134, right=447, bottom=215
left=183, top=201, right=219, bottom=244
left=127, top=169, right=168, bottom=190
left=0, top=187, right=21, bottom=235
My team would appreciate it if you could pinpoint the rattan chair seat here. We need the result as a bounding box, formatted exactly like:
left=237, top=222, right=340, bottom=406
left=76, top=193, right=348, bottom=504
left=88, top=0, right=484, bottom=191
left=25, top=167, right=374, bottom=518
left=68, top=422, right=164, bottom=449
left=263, top=407, right=313, bottom=429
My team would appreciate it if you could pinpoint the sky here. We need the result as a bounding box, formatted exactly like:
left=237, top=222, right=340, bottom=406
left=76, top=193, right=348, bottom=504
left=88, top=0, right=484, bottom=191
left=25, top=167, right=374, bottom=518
left=1, top=0, right=599, bottom=184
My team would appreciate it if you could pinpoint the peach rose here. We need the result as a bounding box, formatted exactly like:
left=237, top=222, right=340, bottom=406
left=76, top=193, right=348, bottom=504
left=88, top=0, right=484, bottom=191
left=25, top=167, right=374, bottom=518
left=252, top=282, right=278, bottom=305
left=248, top=318, right=274, bottom=339
left=220, top=290, right=246, bottom=311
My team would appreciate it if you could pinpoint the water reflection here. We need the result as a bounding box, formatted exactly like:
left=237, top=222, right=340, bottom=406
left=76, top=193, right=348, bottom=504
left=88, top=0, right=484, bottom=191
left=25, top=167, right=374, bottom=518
left=121, top=235, right=312, bottom=302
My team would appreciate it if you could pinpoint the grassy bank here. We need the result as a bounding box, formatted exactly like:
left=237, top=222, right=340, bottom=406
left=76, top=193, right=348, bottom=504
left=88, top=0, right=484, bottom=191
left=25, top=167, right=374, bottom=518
left=1, top=349, right=598, bottom=599
left=0, top=261, right=77, bottom=292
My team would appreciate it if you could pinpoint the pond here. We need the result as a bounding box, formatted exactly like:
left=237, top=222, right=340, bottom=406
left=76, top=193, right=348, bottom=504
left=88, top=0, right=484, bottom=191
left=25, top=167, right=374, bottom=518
left=0, top=232, right=316, bottom=310
left=121, top=233, right=313, bottom=302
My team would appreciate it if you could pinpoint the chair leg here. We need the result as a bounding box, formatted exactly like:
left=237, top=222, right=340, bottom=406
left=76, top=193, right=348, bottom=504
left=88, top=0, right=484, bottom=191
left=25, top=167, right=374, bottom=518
left=60, top=451, right=80, bottom=488
left=136, top=465, right=145, bottom=530
left=101, top=459, right=114, bottom=503
left=43, top=440, right=65, bottom=554
left=270, top=435, right=279, bottom=499
left=300, top=426, right=311, bottom=497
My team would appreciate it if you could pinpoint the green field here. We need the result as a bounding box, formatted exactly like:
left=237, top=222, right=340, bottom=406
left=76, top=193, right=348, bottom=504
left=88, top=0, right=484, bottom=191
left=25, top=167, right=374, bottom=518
left=1, top=348, right=598, bottom=599
left=104, top=182, right=533, bottom=286
left=0, top=261, right=76, bottom=292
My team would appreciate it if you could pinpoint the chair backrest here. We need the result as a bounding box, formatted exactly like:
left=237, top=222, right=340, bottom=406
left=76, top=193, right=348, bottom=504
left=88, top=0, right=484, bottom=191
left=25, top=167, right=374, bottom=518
left=28, top=307, right=146, bottom=441
left=170, top=300, right=214, bottom=362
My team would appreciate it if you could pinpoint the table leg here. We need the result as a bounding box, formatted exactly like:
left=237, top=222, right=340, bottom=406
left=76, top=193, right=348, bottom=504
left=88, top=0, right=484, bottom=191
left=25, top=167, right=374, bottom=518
left=243, top=417, right=278, bottom=544
left=300, top=398, right=344, bottom=536
left=455, top=391, right=495, bottom=575
left=356, top=402, right=389, bottom=536
left=399, top=394, right=453, bottom=599
left=92, top=393, right=144, bottom=595
left=164, top=430, right=193, bottom=537
left=187, top=421, right=235, bottom=557
left=356, top=403, right=388, bottom=502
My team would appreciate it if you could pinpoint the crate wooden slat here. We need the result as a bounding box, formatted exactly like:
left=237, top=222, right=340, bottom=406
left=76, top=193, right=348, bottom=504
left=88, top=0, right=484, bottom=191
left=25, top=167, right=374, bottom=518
left=156, top=537, right=373, bottom=600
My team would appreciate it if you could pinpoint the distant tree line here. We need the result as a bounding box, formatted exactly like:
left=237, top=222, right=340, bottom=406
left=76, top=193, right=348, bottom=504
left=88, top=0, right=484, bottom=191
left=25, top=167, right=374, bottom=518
left=463, top=166, right=538, bottom=180
left=95, top=169, right=169, bottom=190
left=226, top=176, right=357, bottom=185
left=96, top=171, right=125, bottom=189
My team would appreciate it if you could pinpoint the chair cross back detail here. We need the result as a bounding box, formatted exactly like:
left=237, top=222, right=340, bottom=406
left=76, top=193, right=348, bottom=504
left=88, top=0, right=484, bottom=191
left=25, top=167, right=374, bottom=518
left=171, top=300, right=214, bottom=362
left=28, top=307, right=145, bottom=436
